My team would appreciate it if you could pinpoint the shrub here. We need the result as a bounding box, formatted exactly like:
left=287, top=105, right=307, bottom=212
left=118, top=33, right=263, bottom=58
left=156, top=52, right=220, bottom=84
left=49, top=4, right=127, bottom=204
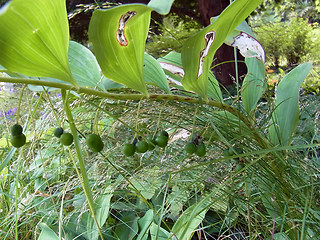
left=254, top=17, right=313, bottom=67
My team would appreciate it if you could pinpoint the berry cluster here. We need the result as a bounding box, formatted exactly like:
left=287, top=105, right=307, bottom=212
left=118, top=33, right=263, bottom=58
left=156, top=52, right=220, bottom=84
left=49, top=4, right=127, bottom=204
left=10, top=124, right=26, bottom=148
left=54, top=127, right=74, bottom=146
left=184, top=135, right=206, bottom=157
left=122, top=130, right=169, bottom=157
left=54, top=127, right=104, bottom=153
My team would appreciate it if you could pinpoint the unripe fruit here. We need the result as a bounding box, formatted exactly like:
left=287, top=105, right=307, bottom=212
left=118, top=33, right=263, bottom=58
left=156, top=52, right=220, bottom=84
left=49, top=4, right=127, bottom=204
left=158, top=130, right=169, bottom=138
left=53, top=127, right=64, bottom=138
left=10, top=134, right=26, bottom=148
left=86, top=134, right=104, bottom=152
left=11, top=124, right=23, bottom=136
left=155, top=135, right=168, bottom=148
left=147, top=135, right=157, bottom=150
left=184, top=142, right=197, bottom=154
left=135, top=141, right=149, bottom=153
left=59, top=133, right=73, bottom=146
left=195, top=142, right=206, bottom=157
left=122, top=143, right=135, bottom=156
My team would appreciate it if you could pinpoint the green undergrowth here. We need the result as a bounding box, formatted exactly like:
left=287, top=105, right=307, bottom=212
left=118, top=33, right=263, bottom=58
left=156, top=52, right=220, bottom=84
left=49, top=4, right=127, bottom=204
left=0, top=87, right=320, bottom=239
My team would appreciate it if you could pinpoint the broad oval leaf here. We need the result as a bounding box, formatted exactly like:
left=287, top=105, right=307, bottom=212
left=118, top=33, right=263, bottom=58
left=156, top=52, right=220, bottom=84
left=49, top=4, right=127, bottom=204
left=144, top=53, right=170, bottom=93
left=171, top=198, right=210, bottom=240
left=27, top=41, right=104, bottom=91
left=88, top=4, right=152, bottom=95
left=87, top=186, right=113, bottom=240
left=0, top=0, right=75, bottom=85
left=114, top=213, right=139, bottom=240
left=268, top=62, right=312, bottom=146
left=181, top=0, right=263, bottom=99
left=38, top=223, right=59, bottom=240
left=241, top=57, right=266, bottom=114
left=68, top=41, right=101, bottom=88
left=137, top=209, right=154, bottom=240
left=150, top=223, right=170, bottom=240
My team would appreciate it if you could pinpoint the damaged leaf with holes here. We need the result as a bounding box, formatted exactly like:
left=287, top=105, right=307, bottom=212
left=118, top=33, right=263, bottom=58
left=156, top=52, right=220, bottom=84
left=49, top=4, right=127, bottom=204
left=181, top=0, right=263, bottom=99
left=88, top=5, right=151, bottom=95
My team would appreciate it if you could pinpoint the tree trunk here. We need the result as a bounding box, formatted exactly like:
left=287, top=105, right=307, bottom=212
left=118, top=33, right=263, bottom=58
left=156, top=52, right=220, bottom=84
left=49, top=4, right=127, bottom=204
left=198, top=0, right=247, bottom=87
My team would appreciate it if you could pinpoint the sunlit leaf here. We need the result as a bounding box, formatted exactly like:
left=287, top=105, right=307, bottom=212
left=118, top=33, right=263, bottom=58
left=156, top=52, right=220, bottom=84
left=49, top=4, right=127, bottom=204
left=268, top=62, right=312, bottom=145
left=181, top=0, right=263, bottom=99
left=144, top=53, right=170, bottom=93
left=88, top=4, right=151, bottom=95
left=0, top=0, right=75, bottom=85
left=241, top=57, right=266, bottom=114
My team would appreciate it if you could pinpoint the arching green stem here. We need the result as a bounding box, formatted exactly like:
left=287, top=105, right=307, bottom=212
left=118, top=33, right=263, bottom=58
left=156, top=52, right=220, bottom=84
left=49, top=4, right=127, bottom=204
left=0, top=76, right=267, bottom=147
left=61, top=90, right=104, bottom=240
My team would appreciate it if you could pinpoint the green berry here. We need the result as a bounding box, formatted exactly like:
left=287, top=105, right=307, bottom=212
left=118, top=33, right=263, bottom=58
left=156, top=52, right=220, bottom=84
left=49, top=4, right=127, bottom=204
left=155, top=135, right=168, bottom=148
left=59, top=133, right=73, bottom=146
left=86, top=134, right=104, bottom=152
left=53, top=127, right=64, bottom=138
left=195, top=142, right=206, bottom=157
left=122, top=143, right=135, bottom=156
left=158, top=130, right=169, bottom=138
left=10, top=134, right=26, bottom=148
left=135, top=141, right=149, bottom=153
left=11, top=124, right=23, bottom=136
left=185, top=142, right=197, bottom=154
left=147, top=135, right=157, bottom=150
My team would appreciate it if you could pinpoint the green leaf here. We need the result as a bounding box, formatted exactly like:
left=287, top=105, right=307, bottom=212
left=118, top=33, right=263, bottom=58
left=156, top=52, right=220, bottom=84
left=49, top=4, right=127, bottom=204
left=150, top=223, right=170, bottom=240
left=171, top=198, right=210, bottom=240
left=144, top=53, right=170, bottom=93
left=114, top=213, right=139, bottom=240
left=158, top=51, right=223, bottom=101
left=129, top=178, right=158, bottom=200
left=208, top=72, right=223, bottom=102
left=147, top=0, right=174, bottom=15
left=88, top=4, right=151, bottom=95
left=181, top=0, right=263, bottom=99
left=38, top=223, right=59, bottom=240
left=68, top=41, right=101, bottom=88
left=268, top=62, right=312, bottom=145
left=27, top=40, right=104, bottom=91
left=100, top=76, right=124, bottom=91
left=87, top=186, right=113, bottom=240
left=0, top=0, right=75, bottom=85
left=241, top=57, right=266, bottom=113
left=137, top=209, right=154, bottom=240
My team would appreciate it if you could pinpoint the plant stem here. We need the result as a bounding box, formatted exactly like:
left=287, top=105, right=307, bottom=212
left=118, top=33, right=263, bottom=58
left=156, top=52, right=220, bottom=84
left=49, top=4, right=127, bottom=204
left=61, top=90, right=104, bottom=240
left=0, top=76, right=267, bottom=147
